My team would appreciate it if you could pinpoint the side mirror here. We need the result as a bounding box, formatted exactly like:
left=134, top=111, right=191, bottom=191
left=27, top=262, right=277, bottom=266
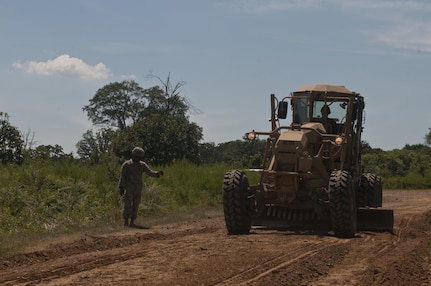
left=277, top=101, right=288, bottom=119
left=352, top=103, right=357, bottom=121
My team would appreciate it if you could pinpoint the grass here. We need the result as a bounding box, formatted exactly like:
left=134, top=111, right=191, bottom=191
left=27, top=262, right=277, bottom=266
left=11, top=156, right=431, bottom=257
left=0, top=159, right=257, bottom=256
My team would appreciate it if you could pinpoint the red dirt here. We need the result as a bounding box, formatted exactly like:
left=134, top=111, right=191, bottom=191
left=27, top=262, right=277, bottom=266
left=1, top=190, right=430, bottom=285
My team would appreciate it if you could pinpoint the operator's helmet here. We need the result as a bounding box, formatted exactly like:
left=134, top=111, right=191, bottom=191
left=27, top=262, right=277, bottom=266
left=321, top=105, right=331, bottom=116
left=132, top=147, right=145, bottom=158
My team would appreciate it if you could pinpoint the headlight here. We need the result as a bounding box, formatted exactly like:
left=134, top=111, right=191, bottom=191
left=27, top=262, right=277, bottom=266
left=246, top=131, right=256, bottom=140
left=335, top=136, right=343, bottom=145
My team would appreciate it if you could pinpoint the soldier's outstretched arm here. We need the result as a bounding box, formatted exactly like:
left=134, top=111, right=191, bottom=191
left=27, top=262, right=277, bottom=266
left=142, top=162, right=161, bottom=177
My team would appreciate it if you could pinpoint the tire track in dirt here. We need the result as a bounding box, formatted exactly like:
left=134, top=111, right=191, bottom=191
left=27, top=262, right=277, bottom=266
left=4, top=244, right=184, bottom=285
left=362, top=210, right=431, bottom=286
left=0, top=225, right=219, bottom=285
left=1, top=190, right=431, bottom=286
left=42, top=226, right=345, bottom=286
left=312, top=192, right=431, bottom=286
left=309, top=232, right=396, bottom=285
left=215, top=239, right=346, bottom=286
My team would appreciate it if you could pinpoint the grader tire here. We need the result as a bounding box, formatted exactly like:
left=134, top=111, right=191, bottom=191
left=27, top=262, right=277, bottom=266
left=329, top=170, right=357, bottom=238
left=358, top=173, right=382, bottom=208
left=372, top=174, right=383, bottom=207
left=358, top=173, right=372, bottom=207
left=223, top=170, right=251, bottom=234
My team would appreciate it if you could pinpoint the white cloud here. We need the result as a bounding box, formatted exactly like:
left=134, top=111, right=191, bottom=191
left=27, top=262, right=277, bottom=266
left=373, top=21, right=431, bottom=53
left=338, top=0, right=431, bottom=11
left=332, top=0, right=431, bottom=53
left=223, top=0, right=431, bottom=54
left=222, top=0, right=431, bottom=14
left=218, top=0, right=320, bottom=14
left=12, top=54, right=111, bottom=80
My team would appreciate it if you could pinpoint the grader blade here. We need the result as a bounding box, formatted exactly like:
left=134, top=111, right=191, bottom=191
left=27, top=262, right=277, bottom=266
left=357, top=208, right=394, bottom=233
left=251, top=207, right=330, bottom=230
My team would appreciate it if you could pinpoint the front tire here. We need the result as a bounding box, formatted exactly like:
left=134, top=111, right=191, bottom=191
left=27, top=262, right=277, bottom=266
left=223, top=170, right=251, bottom=234
left=329, top=170, right=357, bottom=238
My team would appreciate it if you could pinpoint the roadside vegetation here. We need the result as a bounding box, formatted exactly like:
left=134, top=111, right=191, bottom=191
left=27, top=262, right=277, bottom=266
left=1, top=75, right=431, bottom=255
left=1, top=137, right=430, bottom=247
left=362, top=142, right=431, bottom=189
left=0, top=157, right=260, bottom=256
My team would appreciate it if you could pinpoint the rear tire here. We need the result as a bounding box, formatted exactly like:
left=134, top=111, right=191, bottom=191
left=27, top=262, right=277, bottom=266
left=373, top=175, right=383, bottom=207
left=358, top=173, right=371, bottom=207
left=358, top=173, right=382, bottom=207
left=329, top=170, right=357, bottom=238
left=223, top=170, right=251, bottom=234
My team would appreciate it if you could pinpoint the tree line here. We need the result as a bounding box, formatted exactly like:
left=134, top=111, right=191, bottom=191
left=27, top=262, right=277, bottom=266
left=1, top=76, right=431, bottom=187
left=0, top=74, right=261, bottom=165
left=361, top=142, right=431, bottom=188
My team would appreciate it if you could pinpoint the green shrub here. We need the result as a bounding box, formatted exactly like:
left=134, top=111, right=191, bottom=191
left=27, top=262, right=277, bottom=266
left=0, top=159, right=252, bottom=238
left=383, top=174, right=431, bottom=189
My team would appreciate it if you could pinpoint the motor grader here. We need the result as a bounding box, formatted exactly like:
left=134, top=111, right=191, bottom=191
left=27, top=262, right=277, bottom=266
left=222, top=84, right=394, bottom=238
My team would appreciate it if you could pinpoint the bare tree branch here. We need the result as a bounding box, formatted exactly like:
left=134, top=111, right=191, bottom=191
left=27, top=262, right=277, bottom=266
left=146, top=72, right=202, bottom=115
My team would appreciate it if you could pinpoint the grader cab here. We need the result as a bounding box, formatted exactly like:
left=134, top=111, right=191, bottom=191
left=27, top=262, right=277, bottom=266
left=223, top=84, right=394, bottom=238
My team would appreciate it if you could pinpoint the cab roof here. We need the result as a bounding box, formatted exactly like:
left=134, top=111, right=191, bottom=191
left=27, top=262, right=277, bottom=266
left=295, top=84, right=355, bottom=95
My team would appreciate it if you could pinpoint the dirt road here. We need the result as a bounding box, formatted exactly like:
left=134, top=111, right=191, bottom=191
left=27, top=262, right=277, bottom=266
left=1, top=190, right=430, bottom=285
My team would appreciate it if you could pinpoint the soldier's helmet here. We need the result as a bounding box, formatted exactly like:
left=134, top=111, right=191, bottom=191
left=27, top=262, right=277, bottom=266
left=132, top=147, right=145, bottom=158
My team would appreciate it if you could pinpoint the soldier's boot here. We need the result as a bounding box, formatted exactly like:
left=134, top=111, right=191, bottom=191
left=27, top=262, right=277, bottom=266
left=124, top=219, right=129, bottom=226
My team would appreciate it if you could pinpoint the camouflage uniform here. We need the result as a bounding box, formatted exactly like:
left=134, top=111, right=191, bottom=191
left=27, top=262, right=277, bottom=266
left=118, top=147, right=162, bottom=227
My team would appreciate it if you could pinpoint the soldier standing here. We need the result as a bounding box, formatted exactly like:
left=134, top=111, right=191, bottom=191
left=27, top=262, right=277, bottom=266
left=118, top=147, right=164, bottom=227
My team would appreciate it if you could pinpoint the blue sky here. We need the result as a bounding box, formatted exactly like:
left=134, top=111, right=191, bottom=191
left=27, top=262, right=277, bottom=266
left=1, top=0, right=431, bottom=153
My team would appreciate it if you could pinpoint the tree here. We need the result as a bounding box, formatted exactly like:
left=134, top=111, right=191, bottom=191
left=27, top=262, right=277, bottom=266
left=425, top=128, right=431, bottom=146
left=214, top=139, right=266, bottom=167
left=112, top=114, right=203, bottom=165
left=199, top=142, right=218, bottom=164
left=21, top=129, right=36, bottom=150
left=21, top=129, right=37, bottom=159
left=0, top=112, right=23, bottom=164
left=82, top=76, right=198, bottom=132
left=143, top=85, right=189, bottom=117
left=82, top=80, right=147, bottom=130
left=76, top=128, right=116, bottom=162
left=81, top=75, right=203, bottom=164
left=31, top=144, right=71, bottom=160
left=147, top=73, right=194, bottom=115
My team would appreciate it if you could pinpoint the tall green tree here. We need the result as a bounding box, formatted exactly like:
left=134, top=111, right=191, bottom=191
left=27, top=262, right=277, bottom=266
left=0, top=112, right=23, bottom=164
left=82, top=80, right=147, bottom=130
left=113, top=114, right=203, bottom=165
left=82, top=76, right=196, bottom=131
left=80, top=75, right=202, bottom=164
